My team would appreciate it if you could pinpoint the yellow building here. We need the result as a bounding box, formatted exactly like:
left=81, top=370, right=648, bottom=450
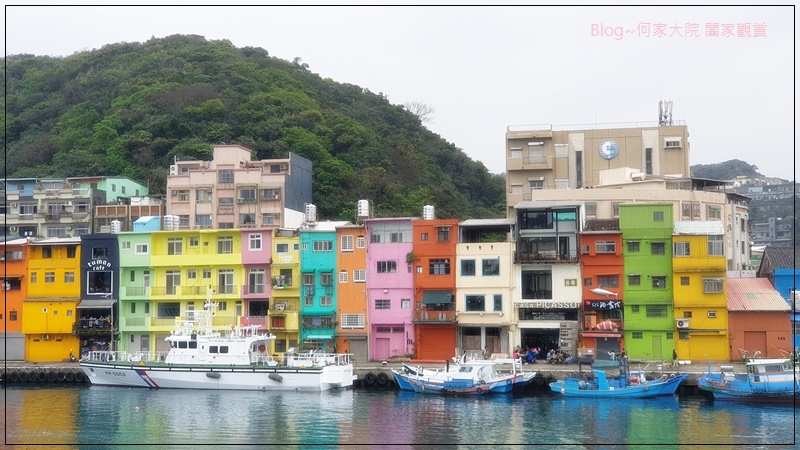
left=269, top=228, right=301, bottom=353
left=147, top=229, right=245, bottom=353
left=672, top=221, right=729, bottom=361
left=23, top=237, right=81, bottom=362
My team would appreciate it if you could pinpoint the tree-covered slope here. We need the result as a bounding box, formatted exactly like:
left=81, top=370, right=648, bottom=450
left=3, top=34, right=505, bottom=220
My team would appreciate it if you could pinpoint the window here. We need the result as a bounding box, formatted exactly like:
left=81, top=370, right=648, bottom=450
left=598, top=276, right=619, bottom=288
left=493, top=294, right=503, bottom=312
left=31, top=272, right=37, bottom=283
left=158, top=302, right=180, bottom=318
left=390, top=232, right=404, bottom=243
left=651, top=242, right=665, bottom=255
left=653, top=211, right=664, bottom=222
left=377, top=261, right=397, bottom=273
left=320, top=296, right=332, bottom=307
left=596, top=241, right=616, bottom=253
left=529, top=180, right=544, bottom=190
left=67, top=246, right=77, bottom=258
left=681, top=276, right=690, bottom=286
left=240, top=215, right=256, bottom=228
left=135, top=243, right=149, bottom=254
left=683, top=311, right=693, bottom=318
left=612, top=202, right=621, bottom=217
left=196, top=189, right=211, bottom=202
left=276, top=243, right=289, bottom=253
left=652, top=276, right=667, bottom=289
left=646, top=305, right=668, bottom=317
left=482, top=259, right=500, bottom=276
left=304, top=296, right=314, bottom=307
left=177, top=190, right=189, bottom=202
left=703, top=277, right=724, bottom=294
left=64, top=272, right=75, bottom=283
left=188, top=237, right=199, bottom=247
left=320, top=273, right=333, bottom=286
left=375, top=299, right=390, bottom=310
left=401, top=298, right=411, bottom=309
left=581, top=245, right=590, bottom=254
left=707, top=311, right=718, bottom=318
left=421, top=233, right=429, bottom=241
left=584, top=278, right=592, bottom=286
left=353, top=269, right=366, bottom=283
left=429, top=259, right=450, bottom=275
left=93, top=247, right=109, bottom=259
left=167, top=238, right=183, bottom=255
left=303, top=273, right=315, bottom=286
left=217, top=237, right=233, bottom=254
left=707, top=205, right=722, bottom=219
left=631, top=305, right=640, bottom=313
left=218, top=269, right=234, bottom=294
left=708, top=235, right=724, bottom=256
left=45, top=272, right=55, bottom=283
left=466, top=295, right=485, bottom=312
left=10, top=311, right=17, bottom=321
left=673, top=242, right=690, bottom=256
left=627, top=241, right=640, bottom=252
left=313, top=240, right=332, bottom=252
left=131, top=303, right=136, bottom=314
left=122, top=241, right=131, bottom=250
left=249, top=234, right=262, bottom=250
left=341, top=314, right=365, bottom=329
left=202, top=269, right=211, bottom=279
left=564, top=279, right=577, bottom=286
left=341, top=235, right=354, bottom=252
left=645, top=147, right=653, bottom=174
left=218, top=169, right=234, bottom=184
left=262, top=213, right=280, bottom=225
left=461, top=260, right=476, bottom=276
left=187, top=270, right=197, bottom=280
left=632, top=331, right=643, bottom=339
left=339, top=271, right=348, bottom=283
left=628, top=274, right=640, bottom=286
left=437, top=227, right=450, bottom=242
left=356, top=236, right=366, bottom=248
left=585, top=202, right=597, bottom=216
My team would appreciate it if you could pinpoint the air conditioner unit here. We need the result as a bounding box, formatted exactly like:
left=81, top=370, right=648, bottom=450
left=280, top=163, right=288, bottom=171
left=171, top=190, right=178, bottom=196
left=169, top=165, right=178, bottom=175
left=275, top=302, right=287, bottom=310
left=42, top=334, right=50, bottom=340
left=237, top=198, right=246, bottom=204
left=11, top=202, right=18, bottom=209
left=9, top=226, right=17, bottom=233
left=676, top=319, right=690, bottom=329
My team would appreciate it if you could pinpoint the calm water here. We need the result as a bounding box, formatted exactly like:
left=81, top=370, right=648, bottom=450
left=2, top=385, right=798, bottom=448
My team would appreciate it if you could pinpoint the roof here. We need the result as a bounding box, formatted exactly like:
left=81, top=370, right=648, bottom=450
left=726, top=278, right=791, bottom=312
left=29, top=237, right=82, bottom=245
left=459, top=218, right=515, bottom=227
left=514, top=200, right=583, bottom=210
left=583, top=219, right=620, bottom=232
left=301, top=221, right=351, bottom=232
left=673, top=221, right=724, bottom=235
left=77, top=298, right=117, bottom=309
left=24, top=297, right=80, bottom=302
left=760, top=247, right=800, bottom=270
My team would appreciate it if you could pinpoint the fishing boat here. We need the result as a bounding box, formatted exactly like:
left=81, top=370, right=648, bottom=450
left=550, top=359, right=687, bottom=398
left=391, top=359, right=535, bottom=395
left=80, top=294, right=355, bottom=391
left=698, top=358, right=799, bottom=403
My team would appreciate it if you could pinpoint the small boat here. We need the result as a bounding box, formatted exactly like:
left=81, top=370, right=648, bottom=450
left=80, top=293, right=355, bottom=391
left=550, top=359, right=688, bottom=398
left=698, top=358, right=799, bottom=403
left=392, top=359, right=535, bottom=395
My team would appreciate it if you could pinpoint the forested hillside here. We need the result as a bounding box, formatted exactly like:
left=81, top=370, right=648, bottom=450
left=3, top=34, right=505, bottom=220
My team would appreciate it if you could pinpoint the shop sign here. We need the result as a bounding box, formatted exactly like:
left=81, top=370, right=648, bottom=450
left=516, top=300, right=580, bottom=309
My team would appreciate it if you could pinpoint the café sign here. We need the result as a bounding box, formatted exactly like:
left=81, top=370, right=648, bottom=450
left=87, top=259, right=112, bottom=271
left=516, top=300, right=580, bottom=309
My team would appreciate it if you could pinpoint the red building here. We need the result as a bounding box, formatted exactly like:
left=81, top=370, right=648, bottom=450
left=579, top=219, right=624, bottom=360
left=412, top=214, right=458, bottom=360
left=1, top=237, right=30, bottom=360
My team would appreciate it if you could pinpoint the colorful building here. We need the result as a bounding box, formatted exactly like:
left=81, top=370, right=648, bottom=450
left=726, top=278, right=792, bottom=359
left=619, top=203, right=674, bottom=361
left=23, top=237, right=82, bottom=362
left=456, top=219, right=516, bottom=357
left=578, top=218, right=624, bottom=360
left=117, top=227, right=155, bottom=353
left=672, top=221, right=729, bottom=361
left=78, top=233, right=120, bottom=355
left=299, top=221, right=349, bottom=352
left=269, top=228, right=302, bottom=353
left=335, top=223, right=369, bottom=361
left=412, top=213, right=458, bottom=360
left=365, top=218, right=415, bottom=360
left=1, top=237, right=30, bottom=360
left=240, top=227, right=273, bottom=337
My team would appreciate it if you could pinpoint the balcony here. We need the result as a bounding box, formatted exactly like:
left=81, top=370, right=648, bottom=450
left=124, top=286, right=148, bottom=297
left=514, top=250, right=578, bottom=264
left=18, top=213, right=33, bottom=220
left=522, top=155, right=553, bottom=169
left=413, top=310, right=456, bottom=323
left=243, top=284, right=266, bottom=295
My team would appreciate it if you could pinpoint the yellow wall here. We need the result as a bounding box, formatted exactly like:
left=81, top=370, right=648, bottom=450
left=22, top=300, right=80, bottom=362
left=27, top=243, right=81, bottom=298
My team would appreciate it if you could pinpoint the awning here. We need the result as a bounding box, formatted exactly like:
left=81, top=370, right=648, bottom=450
left=77, top=299, right=117, bottom=309
left=580, top=332, right=621, bottom=338
left=304, top=335, right=333, bottom=340
left=421, top=290, right=453, bottom=305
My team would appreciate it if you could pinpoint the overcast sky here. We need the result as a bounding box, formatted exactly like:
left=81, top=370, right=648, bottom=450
left=4, top=3, right=796, bottom=181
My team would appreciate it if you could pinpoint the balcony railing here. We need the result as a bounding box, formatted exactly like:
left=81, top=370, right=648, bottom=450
left=514, top=250, right=578, bottom=264
left=125, top=286, right=147, bottom=296
left=243, top=284, right=267, bottom=295
left=413, top=310, right=456, bottom=323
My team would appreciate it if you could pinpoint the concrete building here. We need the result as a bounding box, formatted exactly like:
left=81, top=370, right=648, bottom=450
left=1, top=237, right=30, bottom=360
left=269, top=228, right=302, bottom=354
left=726, top=278, right=792, bottom=360
left=505, top=122, right=690, bottom=212
left=94, top=196, right=165, bottom=233
left=165, top=145, right=312, bottom=230
left=335, top=223, right=369, bottom=362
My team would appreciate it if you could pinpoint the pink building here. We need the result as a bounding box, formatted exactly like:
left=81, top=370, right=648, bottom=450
left=239, top=228, right=274, bottom=330
left=365, top=218, right=415, bottom=361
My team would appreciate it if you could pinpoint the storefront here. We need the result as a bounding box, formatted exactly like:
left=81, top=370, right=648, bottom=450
left=515, top=300, right=580, bottom=357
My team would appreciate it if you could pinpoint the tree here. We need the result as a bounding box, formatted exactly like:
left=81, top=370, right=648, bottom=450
left=403, top=100, right=435, bottom=124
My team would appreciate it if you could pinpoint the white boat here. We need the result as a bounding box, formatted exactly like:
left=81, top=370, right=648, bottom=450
left=392, top=358, right=536, bottom=395
left=80, top=294, right=355, bottom=391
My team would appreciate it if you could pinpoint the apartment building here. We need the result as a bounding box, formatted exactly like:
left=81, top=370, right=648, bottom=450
left=269, top=228, right=302, bottom=354
left=166, top=144, right=312, bottom=230
left=335, top=223, right=369, bottom=361
left=1, top=237, right=30, bottom=360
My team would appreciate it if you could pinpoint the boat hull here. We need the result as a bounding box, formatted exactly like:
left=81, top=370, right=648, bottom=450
left=698, top=378, right=799, bottom=403
left=393, top=370, right=535, bottom=395
left=81, top=361, right=354, bottom=391
left=550, top=380, right=665, bottom=398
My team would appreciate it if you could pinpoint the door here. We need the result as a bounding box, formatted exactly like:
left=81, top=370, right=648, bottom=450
left=140, top=334, right=149, bottom=352
left=596, top=338, right=620, bottom=360
left=374, top=338, right=390, bottom=361
left=652, top=334, right=664, bottom=361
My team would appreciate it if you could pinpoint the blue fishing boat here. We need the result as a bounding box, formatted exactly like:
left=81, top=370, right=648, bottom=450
left=392, top=359, right=535, bottom=395
left=698, top=358, right=799, bottom=403
left=550, top=358, right=687, bottom=398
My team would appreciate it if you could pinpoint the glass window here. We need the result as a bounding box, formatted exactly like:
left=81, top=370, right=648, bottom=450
left=276, top=243, right=289, bottom=253
left=437, top=227, right=450, bottom=242
left=627, top=241, right=640, bottom=252
left=653, top=211, right=664, bottom=222
left=703, top=277, right=724, bottom=293
left=466, top=295, right=485, bottom=312
left=652, top=276, right=667, bottom=289
left=708, top=235, right=724, bottom=256
left=249, top=234, right=262, bottom=250
left=681, top=276, right=690, bottom=285
left=217, top=237, right=233, bottom=254
left=598, top=276, right=619, bottom=288
left=356, top=236, right=366, bottom=248
left=651, top=242, right=665, bottom=255
left=353, top=269, right=366, bottom=283
left=339, top=271, right=348, bottom=283
left=493, top=294, right=502, bottom=312
left=341, top=235, right=354, bottom=252
left=167, top=238, right=183, bottom=255
left=673, top=242, right=690, bottom=256
left=429, top=259, right=450, bottom=275
left=320, top=296, right=332, bottom=307
left=377, top=261, right=397, bottom=273
left=585, top=202, right=597, bottom=216
left=401, top=298, right=411, bottom=309
left=313, top=241, right=332, bottom=252
left=596, top=241, right=616, bottom=253
left=645, top=305, right=668, bottom=317
left=64, top=272, right=75, bottom=283
left=628, top=274, right=640, bottom=285
left=482, top=259, right=500, bottom=276
left=461, top=260, right=476, bottom=276
left=375, top=299, right=390, bottom=310
left=218, top=170, right=234, bottom=184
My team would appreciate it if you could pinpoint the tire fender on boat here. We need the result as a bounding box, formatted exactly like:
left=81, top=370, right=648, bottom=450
left=365, top=372, right=377, bottom=385
left=377, top=372, right=389, bottom=385
left=476, top=387, right=486, bottom=394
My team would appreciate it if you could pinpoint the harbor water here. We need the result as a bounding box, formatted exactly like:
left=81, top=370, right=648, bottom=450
left=2, top=385, right=797, bottom=448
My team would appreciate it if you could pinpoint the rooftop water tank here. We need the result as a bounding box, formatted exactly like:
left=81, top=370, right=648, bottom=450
left=110, top=220, right=122, bottom=234
left=423, top=205, right=435, bottom=220
left=357, top=200, right=370, bottom=218
left=305, top=204, right=317, bottom=223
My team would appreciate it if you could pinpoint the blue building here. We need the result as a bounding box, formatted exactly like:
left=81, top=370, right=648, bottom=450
left=757, top=246, right=799, bottom=349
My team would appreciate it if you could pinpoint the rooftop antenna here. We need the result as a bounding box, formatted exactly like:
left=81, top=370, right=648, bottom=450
left=658, top=99, right=674, bottom=126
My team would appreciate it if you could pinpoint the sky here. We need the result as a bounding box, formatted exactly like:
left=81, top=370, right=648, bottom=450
left=3, top=3, right=797, bottom=181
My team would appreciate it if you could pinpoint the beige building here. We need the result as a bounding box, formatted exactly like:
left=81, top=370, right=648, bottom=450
left=505, top=122, right=691, bottom=213
left=165, top=145, right=312, bottom=230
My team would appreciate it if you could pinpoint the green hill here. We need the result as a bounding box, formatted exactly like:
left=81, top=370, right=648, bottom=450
left=3, top=34, right=505, bottom=220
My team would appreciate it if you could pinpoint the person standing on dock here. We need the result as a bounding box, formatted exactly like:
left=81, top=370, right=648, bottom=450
left=672, top=349, right=679, bottom=368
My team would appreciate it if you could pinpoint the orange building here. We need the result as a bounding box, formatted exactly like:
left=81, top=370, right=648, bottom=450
left=412, top=215, right=458, bottom=360
left=335, top=224, right=369, bottom=362
left=579, top=219, right=625, bottom=359
left=2, top=238, right=30, bottom=360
